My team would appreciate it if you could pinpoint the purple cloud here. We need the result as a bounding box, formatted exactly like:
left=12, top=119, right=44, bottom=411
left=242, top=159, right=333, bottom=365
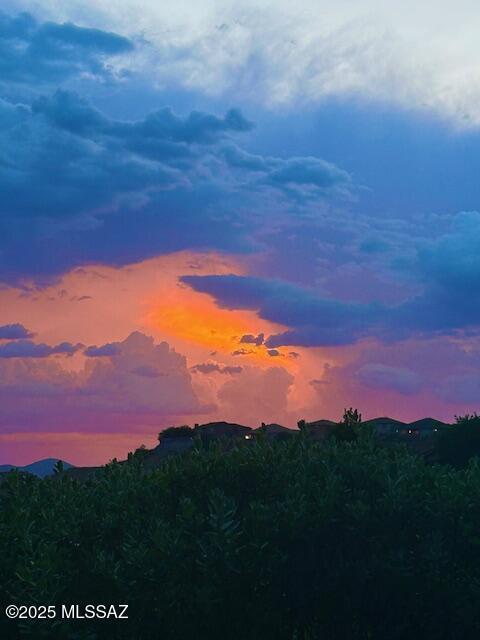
left=0, top=323, right=34, bottom=340
left=0, top=340, right=82, bottom=358
left=191, top=362, right=243, bottom=375
left=84, top=342, right=121, bottom=357
left=0, top=332, right=207, bottom=432
left=357, top=363, right=421, bottom=395
left=267, top=349, right=281, bottom=357
left=181, top=266, right=480, bottom=347
left=240, top=332, right=264, bottom=346
left=130, top=365, right=163, bottom=378
left=181, top=274, right=381, bottom=346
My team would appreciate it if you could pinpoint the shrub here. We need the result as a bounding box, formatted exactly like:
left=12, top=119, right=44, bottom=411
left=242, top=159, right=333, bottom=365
left=330, top=407, right=371, bottom=442
left=2, top=439, right=480, bottom=639
left=436, top=412, right=480, bottom=467
left=158, top=425, right=194, bottom=440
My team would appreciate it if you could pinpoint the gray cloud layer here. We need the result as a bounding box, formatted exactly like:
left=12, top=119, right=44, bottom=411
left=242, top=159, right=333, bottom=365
left=182, top=213, right=480, bottom=347
left=0, top=86, right=351, bottom=284
left=0, top=10, right=133, bottom=87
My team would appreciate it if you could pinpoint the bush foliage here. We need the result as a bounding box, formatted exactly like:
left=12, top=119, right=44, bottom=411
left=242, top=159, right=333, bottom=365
left=2, top=437, right=480, bottom=639
left=158, top=425, right=194, bottom=440
left=436, top=413, right=480, bottom=467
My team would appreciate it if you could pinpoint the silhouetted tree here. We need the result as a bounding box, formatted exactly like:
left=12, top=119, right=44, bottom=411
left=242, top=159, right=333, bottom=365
left=343, top=407, right=362, bottom=426
left=436, top=412, right=480, bottom=467
left=331, top=407, right=363, bottom=442
left=127, top=445, right=150, bottom=464
left=158, top=425, right=194, bottom=441
left=53, top=460, right=64, bottom=474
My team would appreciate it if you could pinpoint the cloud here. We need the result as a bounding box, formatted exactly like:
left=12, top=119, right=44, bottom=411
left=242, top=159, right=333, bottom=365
left=416, top=210, right=480, bottom=293
left=0, top=323, right=33, bottom=339
left=182, top=273, right=382, bottom=346
left=267, top=156, right=351, bottom=195
left=266, top=349, right=280, bottom=357
left=129, top=364, right=164, bottom=378
left=217, top=365, right=294, bottom=426
left=439, top=374, right=480, bottom=405
left=307, top=337, right=480, bottom=420
left=22, top=0, right=480, bottom=126
left=0, top=339, right=82, bottom=358
left=84, top=342, right=121, bottom=357
left=191, top=362, right=243, bottom=375
left=32, top=90, right=254, bottom=142
left=83, top=331, right=203, bottom=414
left=387, top=211, right=480, bottom=336
left=239, top=332, right=264, bottom=346
left=0, top=86, right=350, bottom=284
left=0, top=331, right=206, bottom=431
left=223, top=144, right=352, bottom=199
left=356, top=363, right=421, bottom=395
left=0, top=11, right=133, bottom=86
left=181, top=249, right=480, bottom=346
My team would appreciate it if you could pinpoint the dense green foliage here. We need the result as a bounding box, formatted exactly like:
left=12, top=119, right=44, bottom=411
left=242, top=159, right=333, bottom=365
left=158, top=425, right=194, bottom=440
left=330, top=407, right=364, bottom=442
left=2, top=438, right=480, bottom=639
left=436, top=413, right=480, bottom=467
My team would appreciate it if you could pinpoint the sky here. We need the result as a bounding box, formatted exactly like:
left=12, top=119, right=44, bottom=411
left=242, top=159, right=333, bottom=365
left=1, top=1, right=480, bottom=465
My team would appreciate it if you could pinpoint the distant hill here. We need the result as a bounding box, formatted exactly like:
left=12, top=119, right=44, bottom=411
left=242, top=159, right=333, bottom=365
left=0, top=459, right=74, bottom=478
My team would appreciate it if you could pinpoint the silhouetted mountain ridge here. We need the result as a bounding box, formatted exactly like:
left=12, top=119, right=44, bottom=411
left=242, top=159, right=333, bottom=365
left=0, top=458, right=74, bottom=478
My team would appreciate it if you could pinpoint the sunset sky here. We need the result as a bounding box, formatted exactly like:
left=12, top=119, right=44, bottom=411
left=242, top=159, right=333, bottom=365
left=1, top=1, right=480, bottom=465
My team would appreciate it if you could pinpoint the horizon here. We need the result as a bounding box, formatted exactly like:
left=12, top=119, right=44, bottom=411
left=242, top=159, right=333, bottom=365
left=1, top=1, right=480, bottom=467
left=0, top=412, right=455, bottom=467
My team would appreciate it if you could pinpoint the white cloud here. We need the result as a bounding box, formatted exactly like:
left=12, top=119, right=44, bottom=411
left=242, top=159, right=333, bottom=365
left=9, top=0, right=480, bottom=126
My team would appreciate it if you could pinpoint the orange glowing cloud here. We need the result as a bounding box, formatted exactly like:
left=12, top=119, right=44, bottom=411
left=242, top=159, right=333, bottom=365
left=146, top=287, right=291, bottom=366
left=0, top=250, right=348, bottom=467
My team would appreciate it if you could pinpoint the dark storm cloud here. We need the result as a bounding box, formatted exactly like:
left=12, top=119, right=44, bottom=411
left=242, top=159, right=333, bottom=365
left=32, top=90, right=254, bottom=143
left=191, top=362, right=243, bottom=375
left=181, top=274, right=381, bottom=346
left=239, top=332, right=264, bottom=346
left=0, top=91, right=253, bottom=282
left=232, top=349, right=253, bottom=356
left=0, top=339, right=82, bottom=358
left=0, top=11, right=133, bottom=85
left=0, top=323, right=33, bottom=339
left=84, top=342, right=121, bottom=357
left=415, top=211, right=480, bottom=293
left=0, top=14, right=353, bottom=286
left=266, top=349, right=280, bottom=357
left=387, top=210, right=480, bottom=337
left=223, top=143, right=352, bottom=199
left=0, top=85, right=351, bottom=284
left=181, top=234, right=480, bottom=346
